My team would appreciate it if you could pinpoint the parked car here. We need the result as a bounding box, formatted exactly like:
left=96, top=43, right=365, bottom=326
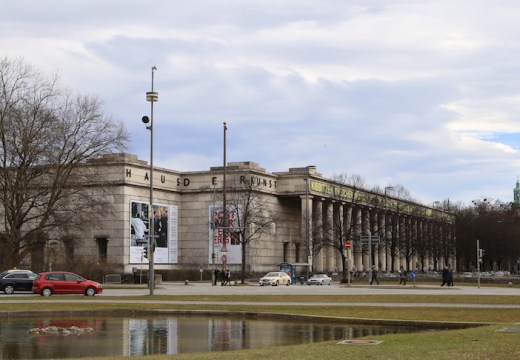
left=32, top=271, right=103, bottom=296
left=259, top=271, right=291, bottom=286
left=382, top=272, right=398, bottom=278
left=424, top=271, right=440, bottom=278
left=0, top=269, right=37, bottom=294
left=308, top=274, right=332, bottom=285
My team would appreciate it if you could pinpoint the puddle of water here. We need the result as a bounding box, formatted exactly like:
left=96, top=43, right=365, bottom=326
left=0, top=314, right=424, bottom=358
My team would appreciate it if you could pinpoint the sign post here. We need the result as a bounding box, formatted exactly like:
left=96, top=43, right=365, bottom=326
left=360, top=235, right=380, bottom=285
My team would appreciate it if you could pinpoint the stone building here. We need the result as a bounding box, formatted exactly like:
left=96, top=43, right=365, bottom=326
left=57, top=153, right=456, bottom=276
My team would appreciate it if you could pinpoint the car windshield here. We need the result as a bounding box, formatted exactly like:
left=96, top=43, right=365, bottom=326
left=313, top=274, right=326, bottom=278
left=266, top=272, right=279, bottom=277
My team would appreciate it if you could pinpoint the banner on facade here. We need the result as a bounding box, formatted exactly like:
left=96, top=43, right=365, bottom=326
left=130, top=201, right=178, bottom=264
left=209, top=205, right=242, bottom=265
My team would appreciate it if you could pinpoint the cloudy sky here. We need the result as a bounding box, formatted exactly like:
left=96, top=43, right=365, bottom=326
left=2, top=0, right=520, bottom=206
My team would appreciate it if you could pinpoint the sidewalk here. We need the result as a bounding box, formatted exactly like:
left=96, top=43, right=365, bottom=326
left=104, top=281, right=520, bottom=297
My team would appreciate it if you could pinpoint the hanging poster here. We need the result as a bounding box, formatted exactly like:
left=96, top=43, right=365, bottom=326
left=208, top=205, right=242, bottom=265
left=130, top=201, right=178, bottom=264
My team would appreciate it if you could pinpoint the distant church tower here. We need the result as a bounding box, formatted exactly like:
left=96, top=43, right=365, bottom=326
left=514, top=178, right=520, bottom=205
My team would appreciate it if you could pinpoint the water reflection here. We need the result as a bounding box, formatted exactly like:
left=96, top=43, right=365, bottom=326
left=0, top=314, right=422, bottom=359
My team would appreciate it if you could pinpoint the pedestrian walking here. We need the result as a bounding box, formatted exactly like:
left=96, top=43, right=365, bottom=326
left=441, top=267, right=449, bottom=286
left=447, top=268, right=454, bottom=286
left=213, top=269, right=220, bottom=286
left=370, top=266, right=379, bottom=285
left=220, top=269, right=227, bottom=286
left=399, top=266, right=407, bottom=286
left=224, top=270, right=231, bottom=286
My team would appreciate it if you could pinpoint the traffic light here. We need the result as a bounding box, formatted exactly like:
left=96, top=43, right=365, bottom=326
left=143, top=246, right=148, bottom=259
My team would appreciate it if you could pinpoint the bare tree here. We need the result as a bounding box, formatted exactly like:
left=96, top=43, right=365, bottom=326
left=385, top=184, right=414, bottom=272
left=325, top=173, right=366, bottom=280
left=455, top=199, right=520, bottom=273
left=331, top=173, right=367, bottom=188
left=0, top=57, right=128, bottom=269
left=225, top=175, right=277, bottom=283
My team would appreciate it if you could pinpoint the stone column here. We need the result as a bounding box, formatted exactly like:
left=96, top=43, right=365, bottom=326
left=411, top=217, right=418, bottom=271
left=361, top=207, right=370, bottom=272
left=300, top=194, right=313, bottom=270
left=334, top=202, right=343, bottom=274
left=353, top=206, right=363, bottom=273
left=313, top=198, right=324, bottom=272
left=377, top=209, right=386, bottom=271
left=325, top=201, right=334, bottom=272
left=385, top=212, right=394, bottom=272
left=395, top=215, right=406, bottom=270
left=343, top=203, right=353, bottom=274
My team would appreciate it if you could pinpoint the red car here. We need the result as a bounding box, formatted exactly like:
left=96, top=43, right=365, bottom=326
left=32, top=271, right=103, bottom=297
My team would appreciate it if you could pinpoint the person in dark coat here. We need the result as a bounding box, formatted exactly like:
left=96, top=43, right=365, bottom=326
left=220, top=269, right=227, bottom=286
left=213, top=269, right=220, bottom=286
left=441, top=267, right=449, bottom=286
left=370, top=266, right=379, bottom=285
left=447, top=268, right=454, bottom=286
left=399, top=266, right=407, bottom=285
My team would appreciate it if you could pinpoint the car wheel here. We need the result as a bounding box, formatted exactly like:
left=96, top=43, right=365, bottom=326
left=41, top=288, right=52, bottom=297
left=286, top=281, right=290, bottom=286
left=4, top=284, right=15, bottom=294
left=85, top=287, right=96, bottom=297
left=320, top=281, right=323, bottom=285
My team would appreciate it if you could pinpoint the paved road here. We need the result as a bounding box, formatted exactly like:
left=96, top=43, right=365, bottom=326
left=103, top=281, right=520, bottom=297
left=3, top=282, right=519, bottom=308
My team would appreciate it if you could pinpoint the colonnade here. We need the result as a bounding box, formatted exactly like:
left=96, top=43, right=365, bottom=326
left=299, top=195, right=456, bottom=274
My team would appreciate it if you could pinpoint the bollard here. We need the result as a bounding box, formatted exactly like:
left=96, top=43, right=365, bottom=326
left=185, top=280, right=189, bottom=285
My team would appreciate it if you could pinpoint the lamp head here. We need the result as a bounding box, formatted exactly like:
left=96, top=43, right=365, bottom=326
left=142, top=116, right=150, bottom=124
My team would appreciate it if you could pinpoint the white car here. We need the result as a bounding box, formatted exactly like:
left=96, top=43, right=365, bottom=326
left=308, top=274, right=332, bottom=285
left=259, top=272, right=291, bottom=286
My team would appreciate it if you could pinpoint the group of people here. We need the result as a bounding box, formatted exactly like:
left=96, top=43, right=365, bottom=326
left=332, top=265, right=456, bottom=287
left=371, top=265, right=409, bottom=286
left=213, top=269, right=232, bottom=286
left=369, top=265, right=407, bottom=286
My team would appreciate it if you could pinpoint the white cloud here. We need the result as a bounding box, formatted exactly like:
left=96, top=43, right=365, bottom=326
left=2, top=0, right=520, bottom=205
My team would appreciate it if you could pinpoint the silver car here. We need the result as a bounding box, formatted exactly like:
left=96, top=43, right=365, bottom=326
left=308, top=274, right=332, bottom=285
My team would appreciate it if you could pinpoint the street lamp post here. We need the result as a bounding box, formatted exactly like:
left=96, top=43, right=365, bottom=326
left=222, top=122, right=228, bottom=270
left=305, top=177, right=310, bottom=283
left=142, top=66, right=158, bottom=295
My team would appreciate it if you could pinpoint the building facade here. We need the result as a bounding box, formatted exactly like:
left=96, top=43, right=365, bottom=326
left=59, top=153, right=456, bottom=275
